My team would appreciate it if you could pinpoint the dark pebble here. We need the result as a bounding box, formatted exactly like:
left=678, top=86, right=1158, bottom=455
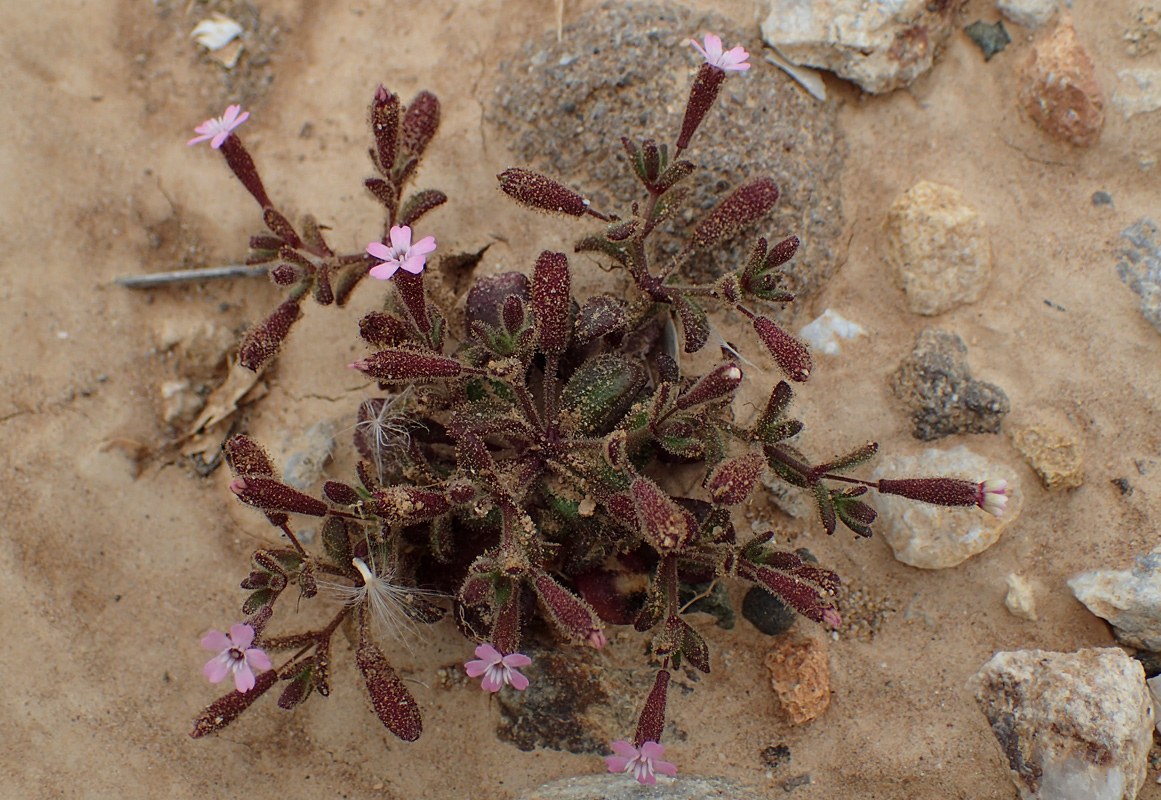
left=760, top=744, right=791, bottom=769
left=964, top=20, right=1010, bottom=61
left=1091, top=190, right=1114, bottom=207
left=742, top=586, right=796, bottom=636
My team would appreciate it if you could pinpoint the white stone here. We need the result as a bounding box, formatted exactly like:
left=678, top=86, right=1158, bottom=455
left=760, top=0, right=962, bottom=94
left=1113, top=69, right=1161, bottom=119
left=871, top=446, right=1021, bottom=569
left=798, top=309, right=867, bottom=355
left=1004, top=574, right=1039, bottom=621
left=764, top=51, right=827, bottom=102
left=1069, top=550, right=1161, bottom=650
left=191, top=14, right=244, bottom=51
left=999, top=0, right=1058, bottom=29
left=973, top=648, right=1153, bottom=800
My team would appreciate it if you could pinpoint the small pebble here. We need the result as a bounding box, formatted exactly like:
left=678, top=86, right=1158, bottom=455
left=965, top=20, right=1011, bottom=61
left=743, top=587, right=796, bottom=637
left=1092, top=190, right=1114, bottom=206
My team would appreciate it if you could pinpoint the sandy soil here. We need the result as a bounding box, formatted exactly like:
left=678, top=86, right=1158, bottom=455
left=3, top=0, right=1160, bottom=798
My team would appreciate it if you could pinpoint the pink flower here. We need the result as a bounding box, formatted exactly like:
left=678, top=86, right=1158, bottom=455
left=366, top=226, right=437, bottom=280
left=201, top=623, right=272, bottom=693
left=586, top=629, right=607, bottom=650
left=188, top=105, right=250, bottom=149
left=605, top=740, right=677, bottom=785
left=690, top=33, right=750, bottom=72
left=820, top=607, right=842, bottom=628
left=464, top=643, right=531, bottom=692
left=976, top=479, right=1009, bottom=517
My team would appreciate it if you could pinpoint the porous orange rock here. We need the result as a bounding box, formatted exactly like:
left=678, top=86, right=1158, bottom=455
left=764, top=636, right=831, bottom=724
left=1018, top=20, right=1105, bottom=146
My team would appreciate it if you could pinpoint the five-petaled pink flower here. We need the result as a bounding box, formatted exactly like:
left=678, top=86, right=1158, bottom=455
left=976, top=479, right=1009, bottom=517
left=464, top=643, right=531, bottom=692
left=367, top=226, right=437, bottom=281
left=605, top=740, right=677, bottom=785
left=690, top=33, right=750, bottom=71
left=201, top=623, right=272, bottom=693
left=188, top=104, right=250, bottom=149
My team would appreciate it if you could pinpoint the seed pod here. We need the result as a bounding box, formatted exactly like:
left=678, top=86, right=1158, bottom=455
left=676, top=62, right=725, bottom=150
left=632, top=669, right=671, bottom=747
left=753, top=315, right=811, bottom=382
left=705, top=451, right=764, bottom=506
left=675, top=362, right=742, bottom=410
left=230, top=476, right=328, bottom=517
left=224, top=435, right=276, bottom=477
left=401, top=91, right=440, bottom=160
left=238, top=298, right=302, bottom=372
left=498, top=168, right=589, bottom=216
left=191, top=669, right=279, bottom=738
left=631, top=477, right=695, bottom=552
left=692, top=178, right=779, bottom=250
left=350, top=348, right=463, bottom=383
left=356, top=623, right=423, bottom=741
left=531, top=251, right=571, bottom=353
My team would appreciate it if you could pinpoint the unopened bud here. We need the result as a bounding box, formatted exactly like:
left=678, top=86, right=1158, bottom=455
left=498, top=168, right=589, bottom=216
left=753, top=316, right=811, bottom=382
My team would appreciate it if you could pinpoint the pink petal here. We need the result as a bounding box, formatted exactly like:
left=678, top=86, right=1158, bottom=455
left=366, top=241, right=393, bottom=260
left=222, top=105, right=240, bottom=125
left=210, top=131, right=230, bottom=149
left=245, top=648, right=272, bottom=671
left=652, top=759, right=677, bottom=777
left=610, top=740, right=639, bottom=758
left=502, top=653, right=532, bottom=668
left=201, top=630, right=231, bottom=652
left=480, top=669, right=503, bottom=692
left=410, top=235, right=437, bottom=256
left=640, top=741, right=666, bottom=760
left=390, top=225, right=412, bottom=250
left=233, top=663, right=256, bottom=693
left=229, top=624, right=254, bottom=649
left=636, top=770, right=658, bottom=786
left=704, top=34, right=723, bottom=60
left=690, top=38, right=709, bottom=60
left=464, top=659, right=490, bottom=678
left=398, top=256, right=426, bottom=274
left=369, top=262, right=400, bottom=281
left=506, top=668, right=529, bottom=691
left=229, top=110, right=250, bottom=130
left=204, top=654, right=232, bottom=683
left=474, top=643, right=502, bottom=663
left=187, top=132, right=214, bottom=146
left=605, top=756, right=631, bottom=773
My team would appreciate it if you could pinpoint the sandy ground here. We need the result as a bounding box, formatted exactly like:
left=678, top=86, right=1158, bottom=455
left=3, top=0, right=1160, bottom=798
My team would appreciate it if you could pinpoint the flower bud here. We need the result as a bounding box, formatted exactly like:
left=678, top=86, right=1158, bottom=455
left=371, top=87, right=401, bottom=175
left=401, top=90, right=440, bottom=160
left=692, top=178, right=780, bottom=250
left=230, top=476, right=328, bottom=517
left=675, top=362, right=742, bottom=410
left=705, top=451, right=764, bottom=506
left=350, top=348, right=464, bottom=382
left=753, top=315, right=811, bottom=382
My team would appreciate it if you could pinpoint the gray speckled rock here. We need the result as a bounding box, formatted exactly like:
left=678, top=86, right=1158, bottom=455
left=999, top=0, right=1058, bottom=29
left=890, top=330, right=1010, bottom=441
left=517, top=774, right=765, bottom=800
left=1116, top=219, right=1161, bottom=335
left=760, top=0, right=965, bottom=94
left=872, top=446, right=1022, bottom=569
left=972, top=648, right=1153, bottom=800
left=1069, top=551, right=1161, bottom=650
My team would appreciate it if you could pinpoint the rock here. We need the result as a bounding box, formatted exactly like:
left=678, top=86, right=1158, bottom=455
left=1116, top=218, right=1161, bottom=336
left=882, top=181, right=993, bottom=316
left=1005, top=574, right=1039, bottom=621
left=493, top=2, right=844, bottom=302
left=160, top=379, right=203, bottom=423
left=1124, top=7, right=1161, bottom=57
left=1018, top=20, right=1105, bottom=147
left=279, top=420, right=336, bottom=491
left=1113, top=69, right=1161, bottom=118
left=495, top=646, right=637, bottom=754
left=964, top=20, right=1011, bottom=61
left=999, top=0, right=1058, bottom=29
left=759, top=743, right=791, bottom=769
left=742, top=586, right=797, bottom=636
left=972, top=648, right=1153, bottom=800
left=1092, top=190, right=1114, bottom=207
left=890, top=329, right=1010, bottom=441
left=516, top=774, right=765, bottom=800
left=871, top=446, right=1022, bottom=569
left=1069, top=550, right=1161, bottom=650
left=760, top=0, right=964, bottom=94
left=764, top=636, right=830, bottom=724
left=798, top=309, right=866, bottom=355
left=1012, top=424, right=1084, bottom=489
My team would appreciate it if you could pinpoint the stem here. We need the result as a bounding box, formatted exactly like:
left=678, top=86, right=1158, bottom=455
left=513, top=381, right=543, bottom=432
left=279, top=523, right=308, bottom=557
left=543, top=353, right=559, bottom=426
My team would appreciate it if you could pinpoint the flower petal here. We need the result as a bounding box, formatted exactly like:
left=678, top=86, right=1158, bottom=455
left=229, top=623, right=254, bottom=649
left=222, top=105, right=240, bottom=125
left=398, top=256, right=426, bottom=274
left=366, top=241, right=393, bottom=261
left=369, top=262, right=400, bottom=281
left=605, top=756, right=631, bottom=773
left=652, top=759, right=678, bottom=777
left=480, top=668, right=503, bottom=692
left=640, top=741, right=666, bottom=760
left=410, top=235, right=437, bottom=256
left=474, top=643, right=502, bottom=663
left=204, top=653, right=233, bottom=683
left=464, top=659, right=490, bottom=678
left=502, top=653, right=532, bottom=668
left=610, top=740, right=639, bottom=758
left=245, top=648, right=272, bottom=671
left=211, top=131, right=230, bottom=149
left=390, top=225, right=412, bottom=250
left=187, top=132, right=214, bottom=146
left=506, top=668, right=529, bottom=691
left=233, top=663, right=256, bottom=693
left=201, top=630, right=231, bottom=651
left=704, top=34, right=723, bottom=60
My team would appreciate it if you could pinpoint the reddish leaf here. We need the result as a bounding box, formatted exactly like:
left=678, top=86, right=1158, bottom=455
left=356, top=629, right=423, bottom=742
left=692, top=178, right=779, bottom=250
left=705, top=451, right=764, bottom=506
left=531, top=251, right=571, bottom=353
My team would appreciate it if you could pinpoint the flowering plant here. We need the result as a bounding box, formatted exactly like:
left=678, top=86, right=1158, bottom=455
left=186, top=32, right=1007, bottom=783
